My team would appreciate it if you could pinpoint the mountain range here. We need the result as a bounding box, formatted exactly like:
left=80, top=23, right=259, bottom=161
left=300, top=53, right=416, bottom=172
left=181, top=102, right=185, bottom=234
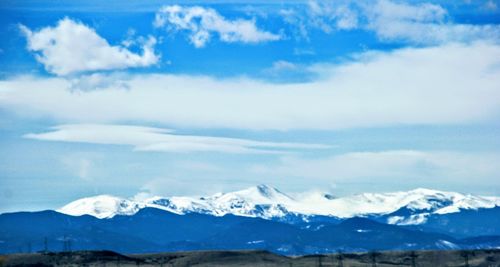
left=1, top=185, right=499, bottom=255
left=58, top=185, right=500, bottom=230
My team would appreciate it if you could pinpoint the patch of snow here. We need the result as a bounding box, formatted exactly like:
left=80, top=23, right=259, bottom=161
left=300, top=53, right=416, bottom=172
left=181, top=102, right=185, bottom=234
left=436, top=240, right=459, bottom=249
left=387, top=216, right=405, bottom=225
left=308, top=224, right=325, bottom=231
left=434, top=195, right=500, bottom=214
left=388, top=214, right=429, bottom=225
left=247, top=240, right=265, bottom=244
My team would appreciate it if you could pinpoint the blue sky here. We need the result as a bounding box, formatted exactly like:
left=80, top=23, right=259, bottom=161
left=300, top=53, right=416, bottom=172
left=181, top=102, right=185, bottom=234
left=1, top=0, right=500, bottom=212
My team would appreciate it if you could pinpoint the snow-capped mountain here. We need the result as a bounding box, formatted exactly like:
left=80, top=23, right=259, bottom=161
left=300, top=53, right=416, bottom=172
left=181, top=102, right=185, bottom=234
left=5, top=186, right=500, bottom=255
left=58, top=195, right=144, bottom=219
left=58, top=185, right=500, bottom=223
left=58, top=185, right=295, bottom=219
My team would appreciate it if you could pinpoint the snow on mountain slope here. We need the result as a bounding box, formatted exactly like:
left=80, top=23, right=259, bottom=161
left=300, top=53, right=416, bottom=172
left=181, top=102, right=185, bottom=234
left=434, top=195, right=500, bottom=214
left=57, top=185, right=500, bottom=221
left=141, top=185, right=295, bottom=218
left=57, top=195, right=144, bottom=219
left=57, top=194, right=183, bottom=218
left=281, top=188, right=497, bottom=218
left=205, top=185, right=296, bottom=218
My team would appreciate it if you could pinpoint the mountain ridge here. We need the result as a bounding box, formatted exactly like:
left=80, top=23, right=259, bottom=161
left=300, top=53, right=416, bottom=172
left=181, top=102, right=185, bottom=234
left=1, top=207, right=498, bottom=255
left=56, top=185, right=500, bottom=225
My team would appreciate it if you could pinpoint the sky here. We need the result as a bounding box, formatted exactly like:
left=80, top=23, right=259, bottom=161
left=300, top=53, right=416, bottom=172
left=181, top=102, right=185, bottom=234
left=0, top=0, right=500, bottom=212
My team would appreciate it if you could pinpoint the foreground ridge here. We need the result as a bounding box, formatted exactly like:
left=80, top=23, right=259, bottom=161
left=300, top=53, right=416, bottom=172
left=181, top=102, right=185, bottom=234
left=1, top=249, right=499, bottom=267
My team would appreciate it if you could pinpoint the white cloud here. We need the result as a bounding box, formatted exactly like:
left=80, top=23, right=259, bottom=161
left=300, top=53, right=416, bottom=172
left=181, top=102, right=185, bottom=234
left=68, top=73, right=130, bottom=91
left=154, top=5, right=281, bottom=48
left=24, top=124, right=329, bottom=154
left=20, top=18, right=159, bottom=76
left=334, top=5, right=359, bottom=30
left=485, top=0, right=497, bottom=11
left=307, top=1, right=359, bottom=31
left=250, top=150, right=500, bottom=188
left=370, top=0, right=448, bottom=23
left=280, top=1, right=359, bottom=40
left=268, top=60, right=298, bottom=72
left=284, top=0, right=500, bottom=44
left=61, top=155, right=93, bottom=181
left=1, top=42, right=499, bottom=130
left=262, top=60, right=316, bottom=82
left=263, top=60, right=300, bottom=77
left=365, top=0, right=500, bottom=44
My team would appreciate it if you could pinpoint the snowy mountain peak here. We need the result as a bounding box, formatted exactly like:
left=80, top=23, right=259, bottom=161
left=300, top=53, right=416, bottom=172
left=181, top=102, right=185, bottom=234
left=256, top=184, right=278, bottom=197
left=226, top=184, right=294, bottom=202
left=57, top=195, right=143, bottom=219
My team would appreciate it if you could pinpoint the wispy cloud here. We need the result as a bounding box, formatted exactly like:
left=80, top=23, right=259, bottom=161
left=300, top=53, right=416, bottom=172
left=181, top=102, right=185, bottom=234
left=154, top=5, right=281, bottom=48
left=261, top=60, right=317, bottom=83
left=24, top=124, right=330, bottom=154
left=60, top=153, right=96, bottom=181
left=20, top=18, right=159, bottom=76
left=281, top=0, right=500, bottom=44
left=280, top=1, right=359, bottom=40
left=365, top=0, right=500, bottom=44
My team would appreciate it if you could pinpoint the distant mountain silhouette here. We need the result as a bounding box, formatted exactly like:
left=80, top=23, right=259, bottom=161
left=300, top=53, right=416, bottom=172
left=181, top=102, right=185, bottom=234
left=1, top=208, right=498, bottom=255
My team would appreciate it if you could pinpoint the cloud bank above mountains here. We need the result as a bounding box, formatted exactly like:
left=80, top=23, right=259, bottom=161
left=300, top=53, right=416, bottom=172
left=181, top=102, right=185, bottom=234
left=2, top=42, right=499, bottom=130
